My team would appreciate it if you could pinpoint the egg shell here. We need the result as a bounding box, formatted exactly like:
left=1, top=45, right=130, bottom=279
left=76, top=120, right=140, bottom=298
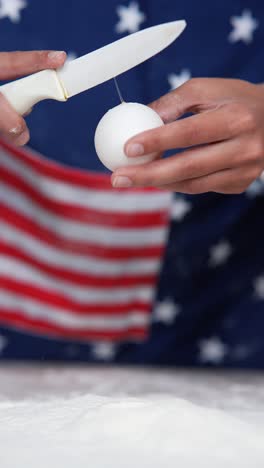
left=94, top=102, right=164, bottom=171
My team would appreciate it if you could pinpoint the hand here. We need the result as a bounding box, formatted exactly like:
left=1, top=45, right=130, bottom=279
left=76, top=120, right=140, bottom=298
left=111, top=78, right=264, bottom=194
left=0, top=50, right=66, bottom=146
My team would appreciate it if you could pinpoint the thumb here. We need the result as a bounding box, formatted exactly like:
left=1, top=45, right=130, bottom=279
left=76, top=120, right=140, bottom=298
left=0, top=50, right=67, bottom=81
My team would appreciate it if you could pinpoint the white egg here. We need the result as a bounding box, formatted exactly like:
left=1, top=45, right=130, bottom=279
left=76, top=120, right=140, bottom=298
left=94, top=102, right=164, bottom=171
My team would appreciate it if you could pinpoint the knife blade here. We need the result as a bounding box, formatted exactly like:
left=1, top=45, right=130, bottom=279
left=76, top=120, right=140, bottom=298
left=58, top=20, right=186, bottom=98
left=0, top=20, right=186, bottom=116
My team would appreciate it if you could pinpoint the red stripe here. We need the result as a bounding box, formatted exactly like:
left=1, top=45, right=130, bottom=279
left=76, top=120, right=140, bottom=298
left=2, top=166, right=167, bottom=228
left=0, top=278, right=151, bottom=314
left=0, top=139, right=159, bottom=193
left=2, top=205, right=164, bottom=259
left=0, top=310, right=148, bottom=341
left=0, top=242, right=156, bottom=287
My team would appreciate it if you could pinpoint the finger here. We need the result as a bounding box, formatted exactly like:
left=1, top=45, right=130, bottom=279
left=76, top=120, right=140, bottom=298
left=113, top=139, right=243, bottom=188
left=149, top=78, right=215, bottom=123
left=0, top=93, right=29, bottom=145
left=23, top=107, right=33, bottom=117
left=0, top=50, right=67, bottom=80
left=149, top=78, right=244, bottom=123
left=149, top=89, right=186, bottom=123
left=157, top=167, right=252, bottom=195
left=125, top=105, right=235, bottom=158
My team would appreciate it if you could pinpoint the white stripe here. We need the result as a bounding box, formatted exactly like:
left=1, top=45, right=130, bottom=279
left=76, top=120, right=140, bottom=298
left=2, top=185, right=167, bottom=247
left=0, top=149, right=171, bottom=212
left=0, top=256, right=153, bottom=303
left=0, top=290, right=149, bottom=330
left=0, top=221, right=160, bottom=276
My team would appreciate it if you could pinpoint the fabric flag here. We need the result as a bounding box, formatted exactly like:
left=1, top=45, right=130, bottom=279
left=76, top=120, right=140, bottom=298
left=0, top=140, right=171, bottom=342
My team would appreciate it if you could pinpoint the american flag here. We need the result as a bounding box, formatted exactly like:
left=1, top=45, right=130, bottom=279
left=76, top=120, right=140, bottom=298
left=0, top=139, right=171, bottom=342
left=0, top=0, right=264, bottom=366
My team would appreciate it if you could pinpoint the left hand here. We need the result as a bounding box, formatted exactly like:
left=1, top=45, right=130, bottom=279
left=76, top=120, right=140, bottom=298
left=0, top=50, right=66, bottom=146
left=111, top=78, right=264, bottom=194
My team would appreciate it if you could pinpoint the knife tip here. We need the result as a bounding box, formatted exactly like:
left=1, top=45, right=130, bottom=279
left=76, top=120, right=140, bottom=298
left=167, top=19, right=187, bottom=41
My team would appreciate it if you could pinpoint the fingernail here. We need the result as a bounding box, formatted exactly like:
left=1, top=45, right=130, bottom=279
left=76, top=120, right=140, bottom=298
left=48, top=51, right=66, bottom=62
left=9, top=125, right=23, bottom=135
left=126, top=143, right=144, bottom=158
left=112, top=176, right=133, bottom=188
left=15, top=130, right=29, bottom=146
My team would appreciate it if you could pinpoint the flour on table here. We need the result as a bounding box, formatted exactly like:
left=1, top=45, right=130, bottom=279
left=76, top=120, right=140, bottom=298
left=0, top=367, right=264, bottom=468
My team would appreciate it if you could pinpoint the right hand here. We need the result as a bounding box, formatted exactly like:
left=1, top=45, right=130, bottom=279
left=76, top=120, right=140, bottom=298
left=0, top=50, right=66, bottom=146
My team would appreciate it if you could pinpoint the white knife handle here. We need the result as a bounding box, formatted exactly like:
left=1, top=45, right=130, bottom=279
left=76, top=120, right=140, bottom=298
left=0, top=69, right=67, bottom=116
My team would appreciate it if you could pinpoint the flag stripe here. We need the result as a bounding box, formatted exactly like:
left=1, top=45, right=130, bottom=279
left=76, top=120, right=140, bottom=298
left=0, top=145, right=171, bottom=212
left=1, top=165, right=167, bottom=228
left=0, top=223, right=160, bottom=277
left=1, top=277, right=150, bottom=314
left=1, top=140, right=121, bottom=189
left=2, top=206, right=164, bottom=259
left=2, top=186, right=167, bottom=247
left=1, top=256, right=154, bottom=303
left=0, top=242, right=157, bottom=287
left=0, top=310, right=147, bottom=341
left=0, top=291, right=149, bottom=329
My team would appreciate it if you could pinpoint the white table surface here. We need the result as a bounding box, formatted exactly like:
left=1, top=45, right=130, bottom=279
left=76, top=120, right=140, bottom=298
left=0, top=365, right=264, bottom=467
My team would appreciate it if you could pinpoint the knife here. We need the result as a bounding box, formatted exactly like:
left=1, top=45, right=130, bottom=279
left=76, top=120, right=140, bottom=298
left=0, top=20, right=186, bottom=116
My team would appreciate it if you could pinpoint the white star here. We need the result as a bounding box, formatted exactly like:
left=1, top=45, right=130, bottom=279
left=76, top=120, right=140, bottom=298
left=246, top=179, right=264, bottom=198
left=171, top=196, right=192, bottom=221
left=115, top=1, right=146, bottom=34
left=0, top=0, right=27, bottom=23
left=92, top=342, right=117, bottom=361
left=168, top=69, right=191, bottom=91
left=153, top=299, right=181, bottom=325
left=199, top=337, right=228, bottom=364
left=0, top=335, right=8, bottom=354
left=209, top=241, right=232, bottom=267
left=229, top=10, right=258, bottom=45
left=254, top=275, right=264, bottom=300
